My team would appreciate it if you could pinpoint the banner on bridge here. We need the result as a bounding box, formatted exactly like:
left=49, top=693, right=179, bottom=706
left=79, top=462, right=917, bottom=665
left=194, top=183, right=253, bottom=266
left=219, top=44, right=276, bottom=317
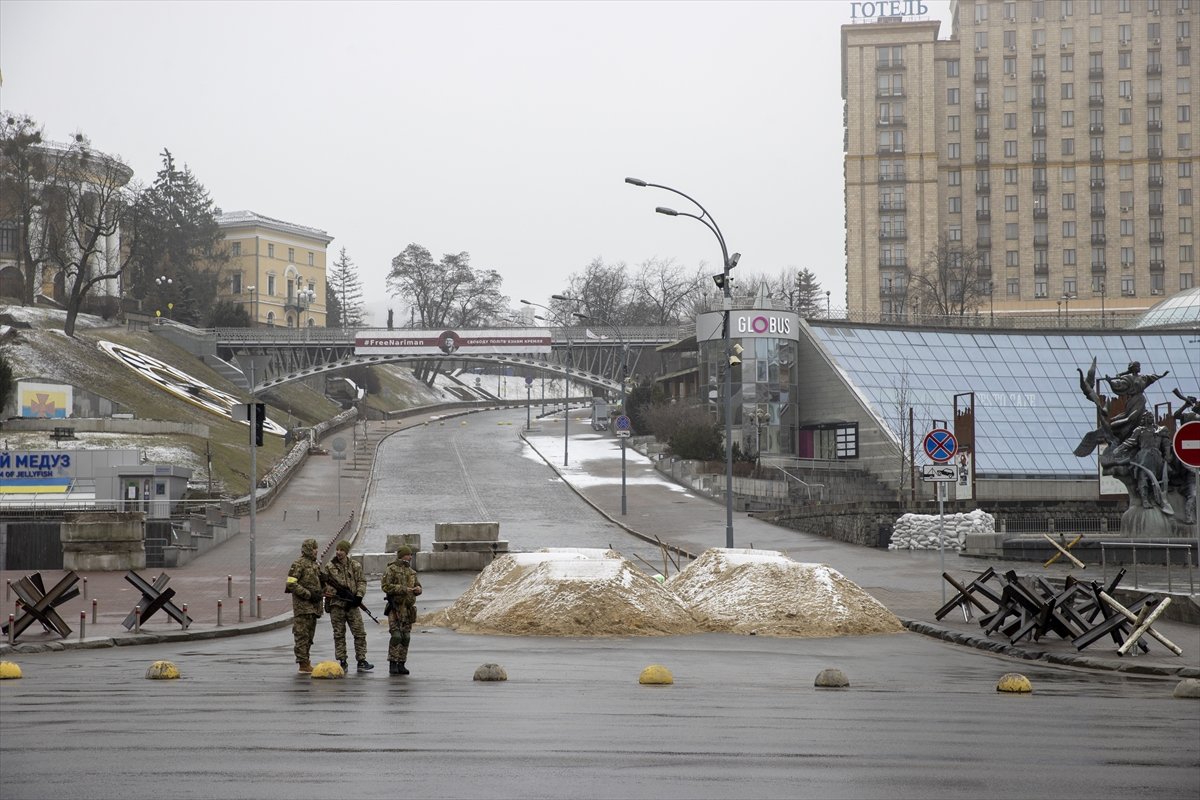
left=354, top=328, right=552, bottom=356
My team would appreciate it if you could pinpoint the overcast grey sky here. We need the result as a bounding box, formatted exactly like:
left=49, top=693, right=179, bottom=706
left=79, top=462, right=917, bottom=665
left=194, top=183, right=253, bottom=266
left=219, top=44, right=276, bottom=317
left=1, top=0, right=952, bottom=326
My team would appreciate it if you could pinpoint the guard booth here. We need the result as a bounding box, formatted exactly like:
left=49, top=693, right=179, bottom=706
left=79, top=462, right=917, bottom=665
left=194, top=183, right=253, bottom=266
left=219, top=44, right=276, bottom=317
left=591, top=400, right=610, bottom=431
left=95, top=465, right=192, bottom=519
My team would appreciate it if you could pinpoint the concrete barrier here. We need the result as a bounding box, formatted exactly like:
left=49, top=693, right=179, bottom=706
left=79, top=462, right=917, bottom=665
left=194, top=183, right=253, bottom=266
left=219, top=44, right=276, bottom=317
left=61, top=512, right=146, bottom=571
left=434, top=522, right=499, bottom=542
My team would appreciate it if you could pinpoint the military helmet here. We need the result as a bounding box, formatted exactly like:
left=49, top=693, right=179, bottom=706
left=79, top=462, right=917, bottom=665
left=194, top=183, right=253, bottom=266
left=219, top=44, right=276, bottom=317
left=396, top=545, right=413, bottom=557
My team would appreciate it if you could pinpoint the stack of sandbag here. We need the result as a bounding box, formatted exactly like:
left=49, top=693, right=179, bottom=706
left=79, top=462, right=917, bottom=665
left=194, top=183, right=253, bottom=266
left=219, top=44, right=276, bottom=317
left=889, top=509, right=995, bottom=551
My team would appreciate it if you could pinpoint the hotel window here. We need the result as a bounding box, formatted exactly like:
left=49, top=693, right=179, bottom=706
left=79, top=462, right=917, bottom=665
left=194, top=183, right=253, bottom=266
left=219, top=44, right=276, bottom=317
left=267, top=243, right=275, bottom=259
left=267, top=275, right=276, bottom=296
left=1003, top=1, right=1016, bottom=21
left=1117, top=0, right=1130, bottom=10
left=1062, top=83, right=1074, bottom=100
left=1180, top=105, right=1192, bottom=123
left=1120, top=164, right=1133, bottom=179
left=231, top=273, right=242, bottom=294
left=1062, top=138, right=1075, bottom=155
left=1061, top=54, right=1073, bottom=72
left=1149, top=22, right=1161, bottom=40
left=1119, top=107, right=1132, bottom=124
left=1182, top=162, right=1193, bottom=178
left=287, top=247, right=295, bottom=263
left=1122, top=276, right=1135, bottom=294
left=1005, top=140, right=1018, bottom=157
left=1119, top=136, right=1133, bottom=153
left=1064, top=248, right=1077, bottom=266
left=1185, top=273, right=1196, bottom=290
left=1120, top=191, right=1134, bottom=208
left=949, top=196, right=962, bottom=213
left=308, top=252, right=314, bottom=266
left=1179, top=21, right=1191, bottom=40
left=1064, top=220, right=1077, bottom=236
left=1064, top=278, right=1077, bottom=296
left=1182, top=217, right=1193, bottom=234
left=1151, top=273, right=1165, bottom=293
left=949, top=169, right=962, bottom=186
left=948, top=142, right=961, bottom=159
left=1005, top=168, right=1019, bottom=184
left=948, top=115, right=960, bottom=132
left=1089, top=26, right=1102, bottom=44
left=1061, top=0, right=1074, bottom=15
left=1005, top=113, right=1017, bottom=129
left=1119, top=51, right=1132, bottom=70
left=1032, top=29, right=1046, bottom=48
left=948, top=87, right=960, bottom=105
left=947, top=59, right=960, bottom=78
left=1121, top=219, right=1134, bottom=235
left=1006, top=223, right=1020, bottom=240
left=0, top=222, right=15, bottom=253
left=1062, top=28, right=1074, bottom=46
left=1120, top=247, right=1134, bottom=267
left=1180, top=132, right=1191, bottom=150
left=1004, top=30, right=1017, bottom=49
left=1181, top=77, right=1192, bottom=94
left=1032, top=0, right=1045, bottom=16
left=949, top=225, right=962, bottom=242
left=1035, top=277, right=1048, bottom=298
left=1004, top=56, right=1016, bottom=76
left=1062, top=166, right=1076, bottom=182
left=1180, top=49, right=1192, bottom=67
left=1062, top=110, right=1075, bottom=126
left=974, top=2, right=987, bottom=23
left=1004, top=85, right=1018, bottom=102
left=1007, top=278, right=1020, bottom=296
left=1119, top=80, right=1132, bottom=99
left=975, top=32, right=987, bottom=50
left=1182, top=188, right=1194, bottom=206
left=231, top=241, right=241, bottom=256
left=1006, top=250, right=1020, bottom=266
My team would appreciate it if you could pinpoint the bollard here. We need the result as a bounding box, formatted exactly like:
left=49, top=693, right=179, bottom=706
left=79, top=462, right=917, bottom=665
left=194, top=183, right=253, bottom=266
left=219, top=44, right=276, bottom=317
left=7, top=614, right=13, bottom=645
left=80, top=611, right=86, bottom=641
left=82, top=576, right=88, bottom=599
left=227, top=575, right=233, bottom=598
left=134, top=606, right=141, bottom=634
left=283, top=509, right=287, bottom=521
left=256, top=594, right=262, bottom=619
left=217, top=600, right=223, bottom=627
left=91, top=599, right=98, bottom=624
left=238, top=597, right=244, bottom=623
left=5, top=579, right=10, bottom=601
left=180, top=604, right=188, bottom=630
left=316, top=509, right=320, bottom=521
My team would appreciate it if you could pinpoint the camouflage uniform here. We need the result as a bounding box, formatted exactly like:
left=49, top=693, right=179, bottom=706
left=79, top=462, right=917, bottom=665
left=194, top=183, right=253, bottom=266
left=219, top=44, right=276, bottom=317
left=322, top=548, right=370, bottom=666
left=380, top=546, right=422, bottom=674
left=286, top=538, right=324, bottom=670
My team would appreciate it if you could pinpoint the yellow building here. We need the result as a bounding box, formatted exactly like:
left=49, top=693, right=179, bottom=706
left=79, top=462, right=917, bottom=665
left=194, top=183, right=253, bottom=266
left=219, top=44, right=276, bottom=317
left=215, top=211, right=333, bottom=328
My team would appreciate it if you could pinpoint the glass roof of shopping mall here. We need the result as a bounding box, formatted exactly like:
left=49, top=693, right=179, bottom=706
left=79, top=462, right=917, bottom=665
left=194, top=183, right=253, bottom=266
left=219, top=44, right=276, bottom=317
left=808, top=324, right=1200, bottom=478
left=1132, top=287, right=1200, bottom=330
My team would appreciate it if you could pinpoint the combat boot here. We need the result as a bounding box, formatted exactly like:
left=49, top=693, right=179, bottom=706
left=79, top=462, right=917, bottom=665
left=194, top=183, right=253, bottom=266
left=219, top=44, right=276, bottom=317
left=339, top=658, right=348, bottom=670
left=297, top=661, right=313, bottom=674
left=396, top=661, right=410, bottom=675
left=389, top=661, right=399, bottom=675
left=357, top=659, right=374, bottom=672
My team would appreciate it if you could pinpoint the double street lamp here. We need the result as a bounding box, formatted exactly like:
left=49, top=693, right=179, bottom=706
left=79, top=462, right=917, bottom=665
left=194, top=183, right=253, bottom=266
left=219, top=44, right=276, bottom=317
left=154, top=275, right=173, bottom=323
left=575, top=312, right=629, bottom=516
left=626, top=176, right=739, bottom=548
left=521, top=298, right=574, bottom=466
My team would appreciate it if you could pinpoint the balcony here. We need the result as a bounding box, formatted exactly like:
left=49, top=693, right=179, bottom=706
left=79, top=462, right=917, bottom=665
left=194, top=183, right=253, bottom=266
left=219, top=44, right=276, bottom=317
left=975, top=209, right=991, bottom=221
left=879, top=285, right=906, bottom=297
left=1149, top=176, right=1164, bottom=187
left=975, top=155, right=991, bottom=166
left=1088, top=67, right=1104, bottom=78
left=1147, top=93, right=1163, bottom=103
left=976, top=182, right=992, bottom=194
left=1148, top=147, right=1163, bottom=160
left=974, top=99, right=990, bottom=110
left=975, top=127, right=991, bottom=139
left=876, top=88, right=906, bottom=98
left=1089, top=95, right=1104, bottom=107
left=876, top=59, right=905, bottom=70
left=1091, top=234, right=1107, bottom=245
left=1149, top=231, right=1165, bottom=243
left=1034, top=235, right=1050, bottom=247
left=974, top=72, right=990, bottom=84
left=878, top=145, right=906, bottom=155
left=1089, top=178, right=1105, bottom=189
left=976, top=237, right=992, bottom=249
left=1092, top=262, right=1108, bottom=273
left=1090, top=150, right=1105, bottom=162
left=1149, top=203, right=1164, bottom=215
left=1147, top=119, right=1163, bottom=131
left=1031, top=70, right=1046, bottom=82
left=1147, top=63, right=1162, bottom=75
left=1089, top=123, right=1104, bottom=134
left=1032, top=180, right=1048, bottom=193
left=1031, top=97, right=1047, bottom=108
left=1033, top=152, right=1048, bottom=163
left=879, top=258, right=908, bottom=269
left=878, top=172, right=907, bottom=183
left=1149, top=260, right=1166, bottom=272
left=1033, top=207, right=1049, bottom=219
left=1034, top=263, right=1050, bottom=274
left=879, top=229, right=908, bottom=241
left=1091, top=206, right=1107, bottom=218
left=878, top=201, right=907, bottom=211
left=878, top=115, right=906, bottom=127
left=1031, top=125, right=1047, bottom=137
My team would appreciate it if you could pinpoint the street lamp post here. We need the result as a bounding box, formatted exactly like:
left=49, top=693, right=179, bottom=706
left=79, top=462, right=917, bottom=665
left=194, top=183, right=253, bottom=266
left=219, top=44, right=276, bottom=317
left=155, top=275, right=173, bottom=322
left=626, top=177, right=738, bottom=548
left=575, top=312, right=629, bottom=516
left=1061, top=293, right=1072, bottom=328
left=1099, top=279, right=1106, bottom=328
left=296, top=287, right=316, bottom=332
left=244, top=285, right=256, bottom=327
left=521, top=298, right=574, bottom=466
left=988, top=280, right=995, bottom=326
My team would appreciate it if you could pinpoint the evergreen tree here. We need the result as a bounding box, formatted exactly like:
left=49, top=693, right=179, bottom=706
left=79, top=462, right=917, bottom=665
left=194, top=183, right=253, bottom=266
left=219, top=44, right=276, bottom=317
left=794, top=268, right=824, bottom=317
left=328, top=247, right=364, bottom=330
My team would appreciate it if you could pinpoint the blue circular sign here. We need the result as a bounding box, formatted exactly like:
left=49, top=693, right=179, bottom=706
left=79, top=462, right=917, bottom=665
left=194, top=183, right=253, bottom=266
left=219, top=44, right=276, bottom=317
left=923, top=429, right=958, bottom=463
left=615, top=415, right=632, bottom=431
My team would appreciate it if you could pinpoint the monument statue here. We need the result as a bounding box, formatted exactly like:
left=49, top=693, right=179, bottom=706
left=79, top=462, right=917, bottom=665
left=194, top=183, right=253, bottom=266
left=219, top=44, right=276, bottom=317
left=1075, top=358, right=1196, bottom=532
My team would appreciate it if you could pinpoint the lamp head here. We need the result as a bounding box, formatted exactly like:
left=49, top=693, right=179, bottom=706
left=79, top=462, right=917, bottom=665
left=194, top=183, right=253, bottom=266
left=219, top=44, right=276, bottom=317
left=573, top=312, right=589, bottom=321
left=728, top=252, right=741, bottom=270
left=712, top=274, right=726, bottom=289
left=655, top=206, right=679, bottom=216
left=519, top=299, right=533, bottom=306
left=732, top=343, right=745, bottom=356
left=624, top=177, right=647, bottom=187
left=728, top=354, right=741, bottom=366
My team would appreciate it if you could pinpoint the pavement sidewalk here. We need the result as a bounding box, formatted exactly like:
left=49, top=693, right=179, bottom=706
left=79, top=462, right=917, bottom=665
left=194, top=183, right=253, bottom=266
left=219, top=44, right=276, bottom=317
left=3, top=413, right=1198, bottom=681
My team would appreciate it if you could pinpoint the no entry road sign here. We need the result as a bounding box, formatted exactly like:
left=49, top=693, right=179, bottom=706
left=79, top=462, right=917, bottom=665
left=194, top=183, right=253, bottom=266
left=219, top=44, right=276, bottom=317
left=923, top=428, right=958, bottom=463
left=1175, top=420, right=1200, bottom=469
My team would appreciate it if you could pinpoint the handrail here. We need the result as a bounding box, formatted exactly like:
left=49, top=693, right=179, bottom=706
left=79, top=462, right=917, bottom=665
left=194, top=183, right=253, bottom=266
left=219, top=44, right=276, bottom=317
left=1100, top=541, right=1196, bottom=596
left=771, top=466, right=825, bottom=503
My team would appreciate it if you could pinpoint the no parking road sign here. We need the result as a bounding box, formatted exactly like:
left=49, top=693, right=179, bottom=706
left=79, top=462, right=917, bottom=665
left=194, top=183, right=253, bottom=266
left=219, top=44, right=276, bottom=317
left=923, top=428, right=958, bottom=463
left=614, top=414, right=632, bottom=438
left=1175, top=421, right=1200, bottom=469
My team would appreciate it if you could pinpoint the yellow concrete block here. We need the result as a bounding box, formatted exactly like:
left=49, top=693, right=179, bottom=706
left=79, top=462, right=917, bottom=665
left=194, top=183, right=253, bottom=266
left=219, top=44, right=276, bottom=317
left=145, top=660, right=180, bottom=680
left=639, top=664, right=673, bottom=685
left=996, top=672, right=1032, bottom=693
left=311, top=660, right=345, bottom=679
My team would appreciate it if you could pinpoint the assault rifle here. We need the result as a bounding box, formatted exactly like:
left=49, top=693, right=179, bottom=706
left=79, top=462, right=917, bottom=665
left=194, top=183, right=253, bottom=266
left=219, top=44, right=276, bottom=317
left=323, top=574, right=380, bottom=625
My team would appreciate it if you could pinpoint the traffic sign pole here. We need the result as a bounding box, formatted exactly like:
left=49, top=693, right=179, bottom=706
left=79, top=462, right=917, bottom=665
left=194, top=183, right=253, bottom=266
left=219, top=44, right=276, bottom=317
left=922, top=428, right=958, bottom=605
left=1174, top=422, right=1200, bottom=541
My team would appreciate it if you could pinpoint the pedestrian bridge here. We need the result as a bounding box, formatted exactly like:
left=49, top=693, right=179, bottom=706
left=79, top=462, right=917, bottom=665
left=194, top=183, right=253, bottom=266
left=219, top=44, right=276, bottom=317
left=194, top=325, right=685, bottom=395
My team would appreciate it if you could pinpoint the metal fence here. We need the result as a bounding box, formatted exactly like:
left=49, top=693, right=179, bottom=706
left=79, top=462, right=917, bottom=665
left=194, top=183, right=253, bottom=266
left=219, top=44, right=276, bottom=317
left=1100, top=541, right=1197, bottom=595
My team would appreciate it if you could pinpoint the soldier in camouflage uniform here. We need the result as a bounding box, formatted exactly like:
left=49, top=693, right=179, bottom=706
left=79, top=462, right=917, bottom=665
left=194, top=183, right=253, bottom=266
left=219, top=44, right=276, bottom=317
left=321, top=540, right=374, bottom=672
left=380, top=545, right=422, bottom=675
left=286, top=537, right=324, bottom=673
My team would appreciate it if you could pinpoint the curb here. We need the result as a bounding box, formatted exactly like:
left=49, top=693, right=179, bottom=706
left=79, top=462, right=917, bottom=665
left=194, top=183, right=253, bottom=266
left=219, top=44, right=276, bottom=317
left=0, top=614, right=294, bottom=655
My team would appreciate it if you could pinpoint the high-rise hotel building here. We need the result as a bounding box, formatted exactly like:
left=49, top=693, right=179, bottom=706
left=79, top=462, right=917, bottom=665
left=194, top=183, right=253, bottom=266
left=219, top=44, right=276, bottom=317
left=842, top=0, right=1196, bottom=321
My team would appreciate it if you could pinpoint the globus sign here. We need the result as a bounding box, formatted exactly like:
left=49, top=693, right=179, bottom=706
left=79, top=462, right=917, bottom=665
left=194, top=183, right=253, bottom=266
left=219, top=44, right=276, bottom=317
left=850, top=1, right=929, bottom=20
left=696, top=311, right=800, bottom=342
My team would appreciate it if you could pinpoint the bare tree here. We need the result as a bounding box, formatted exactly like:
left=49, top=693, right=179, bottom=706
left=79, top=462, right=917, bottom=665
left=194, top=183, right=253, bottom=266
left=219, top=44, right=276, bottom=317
left=910, top=235, right=988, bottom=319
left=1, top=113, right=54, bottom=304
left=328, top=246, right=365, bottom=330
left=627, top=257, right=707, bottom=325
left=556, top=257, right=631, bottom=324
